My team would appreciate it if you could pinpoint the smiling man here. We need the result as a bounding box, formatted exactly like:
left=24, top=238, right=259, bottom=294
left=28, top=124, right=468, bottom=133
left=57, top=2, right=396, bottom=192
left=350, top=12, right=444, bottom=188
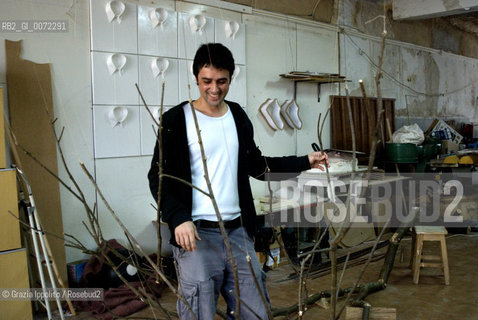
left=148, top=43, right=328, bottom=319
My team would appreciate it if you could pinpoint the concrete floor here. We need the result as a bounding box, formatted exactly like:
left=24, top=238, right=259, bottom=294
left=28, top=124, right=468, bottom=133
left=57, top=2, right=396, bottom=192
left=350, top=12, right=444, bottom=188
left=46, top=233, right=478, bottom=319
left=264, top=233, right=478, bottom=320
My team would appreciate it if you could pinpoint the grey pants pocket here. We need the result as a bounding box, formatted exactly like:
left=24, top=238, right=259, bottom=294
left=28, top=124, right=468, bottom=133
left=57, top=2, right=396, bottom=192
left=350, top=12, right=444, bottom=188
left=177, top=279, right=215, bottom=320
left=177, top=280, right=199, bottom=320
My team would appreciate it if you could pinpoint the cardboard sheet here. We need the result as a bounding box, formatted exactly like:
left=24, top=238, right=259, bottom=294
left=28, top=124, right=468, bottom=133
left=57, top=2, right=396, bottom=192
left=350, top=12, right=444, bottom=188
left=0, top=88, right=6, bottom=168
left=0, top=169, right=21, bottom=252
left=5, top=39, right=66, bottom=283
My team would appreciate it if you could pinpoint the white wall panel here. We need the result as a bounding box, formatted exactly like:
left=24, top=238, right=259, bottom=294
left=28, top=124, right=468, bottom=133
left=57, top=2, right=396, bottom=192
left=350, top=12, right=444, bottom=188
left=91, top=52, right=139, bottom=105
left=94, top=105, right=141, bottom=158
left=138, top=5, right=178, bottom=57
left=242, top=15, right=299, bottom=198
left=340, top=34, right=373, bottom=92
left=178, top=59, right=199, bottom=102
left=463, top=60, right=478, bottom=120
left=227, top=65, right=247, bottom=108
left=295, top=81, right=337, bottom=156
left=434, top=54, right=474, bottom=119
left=399, top=47, right=430, bottom=116
left=178, top=12, right=215, bottom=59
left=140, top=106, right=173, bottom=156
left=138, top=56, right=179, bottom=106
left=215, top=18, right=246, bottom=65
left=370, top=41, right=402, bottom=101
left=244, top=15, right=297, bottom=158
left=297, top=24, right=338, bottom=74
left=90, top=0, right=137, bottom=53
left=295, top=25, right=339, bottom=155
left=95, top=157, right=172, bottom=256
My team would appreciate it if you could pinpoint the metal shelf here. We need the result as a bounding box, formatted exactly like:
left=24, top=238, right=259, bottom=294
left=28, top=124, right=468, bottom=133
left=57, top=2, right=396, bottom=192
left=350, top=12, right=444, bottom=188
left=280, top=72, right=349, bottom=102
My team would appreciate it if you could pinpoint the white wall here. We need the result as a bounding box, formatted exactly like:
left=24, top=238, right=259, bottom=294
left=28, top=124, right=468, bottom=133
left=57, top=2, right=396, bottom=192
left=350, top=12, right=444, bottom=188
left=338, top=29, right=478, bottom=129
left=244, top=13, right=339, bottom=196
left=1, top=0, right=477, bottom=263
left=0, top=0, right=97, bottom=262
left=392, top=0, right=478, bottom=20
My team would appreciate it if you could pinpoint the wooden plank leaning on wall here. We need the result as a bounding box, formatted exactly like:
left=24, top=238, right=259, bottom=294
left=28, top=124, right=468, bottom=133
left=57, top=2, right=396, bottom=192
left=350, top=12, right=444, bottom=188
left=5, top=39, right=67, bottom=285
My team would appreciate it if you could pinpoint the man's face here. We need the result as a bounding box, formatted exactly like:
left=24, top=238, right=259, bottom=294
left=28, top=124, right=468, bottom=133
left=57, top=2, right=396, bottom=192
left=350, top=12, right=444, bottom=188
left=196, top=65, right=230, bottom=108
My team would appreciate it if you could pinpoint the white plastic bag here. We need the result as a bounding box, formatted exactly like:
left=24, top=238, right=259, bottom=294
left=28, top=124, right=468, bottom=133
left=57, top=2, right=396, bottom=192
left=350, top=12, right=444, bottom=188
left=392, top=123, right=424, bottom=144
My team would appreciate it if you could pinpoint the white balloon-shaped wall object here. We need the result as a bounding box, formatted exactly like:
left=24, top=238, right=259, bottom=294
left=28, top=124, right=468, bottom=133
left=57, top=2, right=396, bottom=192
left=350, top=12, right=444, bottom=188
left=106, top=53, right=127, bottom=76
left=108, top=106, right=129, bottom=128
left=105, top=0, right=126, bottom=23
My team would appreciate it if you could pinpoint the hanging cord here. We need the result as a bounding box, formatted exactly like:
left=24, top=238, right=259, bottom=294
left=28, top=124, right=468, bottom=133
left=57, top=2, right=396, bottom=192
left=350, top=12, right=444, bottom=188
left=341, top=29, right=476, bottom=97
left=336, top=1, right=476, bottom=98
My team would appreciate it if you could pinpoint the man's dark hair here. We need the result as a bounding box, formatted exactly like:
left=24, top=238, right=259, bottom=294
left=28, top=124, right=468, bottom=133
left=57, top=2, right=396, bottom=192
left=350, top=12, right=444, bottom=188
left=193, top=43, right=235, bottom=80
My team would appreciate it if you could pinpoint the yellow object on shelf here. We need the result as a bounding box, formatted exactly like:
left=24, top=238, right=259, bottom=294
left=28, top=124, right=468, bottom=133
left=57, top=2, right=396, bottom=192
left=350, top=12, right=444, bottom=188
left=443, top=155, right=459, bottom=164
left=459, top=155, right=478, bottom=165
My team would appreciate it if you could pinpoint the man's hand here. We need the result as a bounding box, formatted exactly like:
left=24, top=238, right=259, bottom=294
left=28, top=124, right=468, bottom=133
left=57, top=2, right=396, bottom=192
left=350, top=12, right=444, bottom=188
left=175, top=221, right=201, bottom=252
left=308, top=151, right=329, bottom=171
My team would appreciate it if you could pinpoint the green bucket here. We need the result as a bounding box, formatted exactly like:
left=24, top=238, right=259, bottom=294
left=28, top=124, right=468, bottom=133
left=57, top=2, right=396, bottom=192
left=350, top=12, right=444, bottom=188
left=385, top=143, right=418, bottom=163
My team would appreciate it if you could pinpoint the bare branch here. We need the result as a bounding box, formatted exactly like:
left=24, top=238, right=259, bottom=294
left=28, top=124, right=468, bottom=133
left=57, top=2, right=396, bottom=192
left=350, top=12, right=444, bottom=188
left=161, top=173, right=211, bottom=197
left=14, top=144, right=83, bottom=202
left=247, top=254, right=273, bottom=319
left=336, top=218, right=391, bottom=319
left=79, top=161, right=198, bottom=320
left=58, top=126, right=65, bottom=143
left=336, top=252, right=351, bottom=302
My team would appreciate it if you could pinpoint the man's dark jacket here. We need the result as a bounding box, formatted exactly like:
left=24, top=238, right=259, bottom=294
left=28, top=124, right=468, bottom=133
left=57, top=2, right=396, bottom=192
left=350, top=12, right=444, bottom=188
left=148, top=101, right=311, bottom=246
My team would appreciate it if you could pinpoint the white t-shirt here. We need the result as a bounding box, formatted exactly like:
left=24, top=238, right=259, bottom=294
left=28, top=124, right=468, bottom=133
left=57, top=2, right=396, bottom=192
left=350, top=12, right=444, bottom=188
left=183, top=103, right=241, bottom=222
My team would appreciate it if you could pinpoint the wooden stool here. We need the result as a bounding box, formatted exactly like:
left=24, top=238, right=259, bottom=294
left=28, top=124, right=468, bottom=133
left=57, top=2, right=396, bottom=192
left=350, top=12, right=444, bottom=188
left=412, top=226, right=450, bottom=285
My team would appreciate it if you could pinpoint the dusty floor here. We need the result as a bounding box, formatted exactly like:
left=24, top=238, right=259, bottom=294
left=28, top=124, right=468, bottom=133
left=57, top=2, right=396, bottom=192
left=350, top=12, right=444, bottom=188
left=38, top=233, right=478, bottom=319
